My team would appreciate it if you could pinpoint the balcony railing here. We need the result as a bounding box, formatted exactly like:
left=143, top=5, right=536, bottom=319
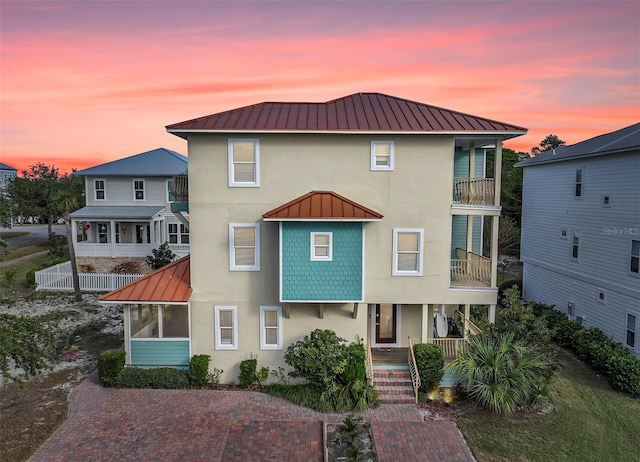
left=171, top=174, right=189, bottom=203
left=450, top=248, right=491, bottom=287
left=452, top=177, right=495, bottom=206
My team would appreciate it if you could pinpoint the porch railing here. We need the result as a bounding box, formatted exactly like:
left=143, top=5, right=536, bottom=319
left=35, top=261, right=144, bottom=292
left=455, top=310, right=483, bottom=337
left=171, top=174, right=189, bottom=202
left=429, top=338, right=469, bottom=360
left=364, top=338, right=374, bottom=386
left=452, top=177, right=495, bottom=206
left=450, top=248, right=491, bottom=287
left=407, top=337, right=421, bottom=404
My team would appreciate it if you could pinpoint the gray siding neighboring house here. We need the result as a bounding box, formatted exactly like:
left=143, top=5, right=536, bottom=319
left=70, top=148, right=189, bottom=273
left=517, top=123, right=640, bottom=359
left=0, top=162, right=18, bottom=190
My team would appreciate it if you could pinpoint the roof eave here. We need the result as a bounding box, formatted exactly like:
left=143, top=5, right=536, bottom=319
left=262, top=218, right=383, bottom=222
left=515, top=147, right=637, bottom=168
left=167, top=128, right=527, bottom=138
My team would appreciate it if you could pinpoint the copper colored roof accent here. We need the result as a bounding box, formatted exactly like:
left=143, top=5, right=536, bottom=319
left=98, top=256, right=191, bottom=303
left=262, top=191, right=383, bottom=221
left=166, top=93, right=527, bottom=138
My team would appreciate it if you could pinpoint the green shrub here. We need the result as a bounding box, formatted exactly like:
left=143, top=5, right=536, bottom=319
left=571, top=327, right=610, bottom=363
left=284, top=329, right=348, bottom=390
left=239, top=357, right=258, bottom=388
left=608, top=354, right=640, bottom=395
left=97, top=349, right=125, bottom=387
left=188, top=354, right=210, bottom=388
left=413, top=343, right=444, bottom=392
left=116, top=367, right=189, bottom=389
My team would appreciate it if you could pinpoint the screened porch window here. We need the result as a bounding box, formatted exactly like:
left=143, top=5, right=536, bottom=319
left=130, top=304, right=188, bottom=339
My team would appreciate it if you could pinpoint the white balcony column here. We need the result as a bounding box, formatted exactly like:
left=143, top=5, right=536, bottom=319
left=469, top=143, right=476, bottom=178
left=490, top=214, right=499, bottom=287
left=494, top=139, right=503, bottom=207
left=489, top=304, right=496, bottom=324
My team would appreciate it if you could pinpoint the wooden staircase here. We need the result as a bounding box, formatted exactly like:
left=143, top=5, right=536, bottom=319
left=373, top=368, right=415, bottom=404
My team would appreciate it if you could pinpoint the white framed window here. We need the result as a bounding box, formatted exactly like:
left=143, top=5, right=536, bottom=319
left=229, top=223, right=260, bottom=271
left=168, top=223, right=189, bottom=244
left=311, top=232, right=333, bottom=261
left=596, top=289, right=607, bottom=305
left=571, top=230, right=580, bottom=260
left=370, top=140, right=394, bottom=171
left=392, top=229, right=424, bottom=276
left=167, top=179, right=174, bottom=203
left=630, top=239, right=639, bottom=275
left=228, top=139, right=259, bottom=187
left=260, top=306, right=282, bottom=350
left=602, top=195, right=611, bottom=207
left=560, top=228, right=568, bottom=239
left=133, top=179, right=145, bottom=200
left=575, top=168, right=583, bottom=197
left=626, top=313, right=636, bottom=349
left=214, top=306, right=238, bottom=350
left=94, top=179, right=106, bottom=201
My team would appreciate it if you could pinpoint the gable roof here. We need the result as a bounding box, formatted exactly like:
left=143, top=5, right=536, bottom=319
left=99, top=255, right=191, bottom=303
left=0, top=162, right=17, bottom=172
left=166, top=93, right=527, bottom=139
left=75, top=148, right=187, bottom=177
left=262, top=191, right=383, bottom=221
left=516, top=123, right=640, bottom=167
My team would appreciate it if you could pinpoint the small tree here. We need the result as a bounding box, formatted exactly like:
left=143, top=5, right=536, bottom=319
left=531, top=134, right=566, bottom=156
left=0, top=314, right=58, bottom=383
left=146, top=242, right=175, bottom=270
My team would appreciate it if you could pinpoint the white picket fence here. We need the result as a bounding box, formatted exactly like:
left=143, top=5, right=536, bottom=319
left=35, top=261, right=145, bottom=292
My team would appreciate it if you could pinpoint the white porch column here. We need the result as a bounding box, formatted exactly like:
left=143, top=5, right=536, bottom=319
left=110, top=220, right=116, bottom=256
left=490, top=214, right=499, bottom=287
left=422, top=304, right=432, bottom=342
left=489, top=304, right=496, bottom=324
left=494, top=140, right=502, bottom=207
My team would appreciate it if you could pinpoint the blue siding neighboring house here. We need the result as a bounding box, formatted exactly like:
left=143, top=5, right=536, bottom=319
left=517, top=123, right=640, bottom=359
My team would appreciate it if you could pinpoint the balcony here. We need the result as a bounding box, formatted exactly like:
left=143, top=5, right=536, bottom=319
left=450, top=248, right=491, bottom=287
left=170, top=174, right=189, bottom=212
left=452, top=177, right=495, bottom=206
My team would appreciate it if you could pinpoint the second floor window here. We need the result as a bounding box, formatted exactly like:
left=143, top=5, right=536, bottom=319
left=94, top=179, right=106, bottom=200
left=167, top=179, right=174, bottom=202
left=133, top=179, right=145, bottom=200
left=631, top=240, right=639, bottom=274
left=229, top=223, right=260, bottom=271
left=371, top=141, right=394, bottom=171
left=311, top=232, right=333, bottom=261
left=228, top=139, right=259, bottom=187
left=572, top=231, right=580, bottom=260
left=392, top=229, right=424, bottom=276
left=575, top=168, right=583, bottom=197
left=168, top=223, right=189, bottom=244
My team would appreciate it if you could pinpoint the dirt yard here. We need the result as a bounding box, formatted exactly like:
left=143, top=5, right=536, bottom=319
left=0, top=293, right=124, bottom=462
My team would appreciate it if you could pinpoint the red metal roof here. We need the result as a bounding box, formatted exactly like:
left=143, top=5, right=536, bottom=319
left=262, top=191, right=383, bottom=221
left=166, top=93, right=527, bottom=137
left=98, top=256, right=191, bottom=303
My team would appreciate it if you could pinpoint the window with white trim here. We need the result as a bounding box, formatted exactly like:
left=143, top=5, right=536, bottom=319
left=228, top=139, right=259, bottom=187
left=133, top=179, right=145, bottom=200
left=626, top=313, right=636, bottom=349
left=560, top=228, right=568, bottom=239
left=229, top=223, right=260, bottom=271
left=575, top=168, right=583, bottom=197
left=97, top=222, right=109, bottom=243
left=370, top=141, right=394, bottom=171
left=168, top=223, right=189, bottom=244
left=260, top=306, right=282, bottom=350
left=596, top=289, right=607, bottom=304
left=392, top=229, right=424, bottom=276
left=571, top=230, right=580, bottom=260
left=167, top=179, right=174, bottom=202
left=602, top=195, right=611, bottom=207
left=311, top=232, right=333, bottom=261
left=215, top=306, right=238, bottom=350
left=631, top=240, right=639, bottom=274
left=94, top=179, right=106, bottom=201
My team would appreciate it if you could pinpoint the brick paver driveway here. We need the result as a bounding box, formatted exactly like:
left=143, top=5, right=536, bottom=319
left=28, top=373, right=475, bottom=461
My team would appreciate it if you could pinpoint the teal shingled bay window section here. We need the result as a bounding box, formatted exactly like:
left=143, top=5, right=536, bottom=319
left=281, top=222, right=363, bottom=301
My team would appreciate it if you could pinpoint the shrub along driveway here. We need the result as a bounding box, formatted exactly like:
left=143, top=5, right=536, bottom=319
left=28, top=373, right=475, bottom=462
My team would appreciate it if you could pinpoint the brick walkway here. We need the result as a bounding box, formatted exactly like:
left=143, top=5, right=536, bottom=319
left=28, top=373, right=475, bottom=461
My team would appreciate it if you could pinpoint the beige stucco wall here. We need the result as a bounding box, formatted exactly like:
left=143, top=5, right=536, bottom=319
left=184, top=133, right=497, bottom=381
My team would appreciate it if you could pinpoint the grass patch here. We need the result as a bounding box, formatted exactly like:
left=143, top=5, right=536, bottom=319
left=3, top=243, right=49, bottom=260
left=0, top=231, right=29, bottom=239
left=1, top=253, right=57, bottom=294
left=458, top=347, right=640, bottom=461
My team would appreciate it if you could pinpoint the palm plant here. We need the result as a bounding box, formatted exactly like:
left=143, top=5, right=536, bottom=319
left=447, top=332, right=548, bottom=415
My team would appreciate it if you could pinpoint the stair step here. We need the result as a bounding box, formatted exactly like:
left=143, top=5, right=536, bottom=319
left=379, top=394, right=416, bottom=404
left=374, top=377, right=412, bottom=384
left=375, top=385, right=414, bottom=396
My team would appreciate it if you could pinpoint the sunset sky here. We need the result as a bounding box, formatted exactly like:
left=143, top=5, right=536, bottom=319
left=1, top=0, right=639, bottom=175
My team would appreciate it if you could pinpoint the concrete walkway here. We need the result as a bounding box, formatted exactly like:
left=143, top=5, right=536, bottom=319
left=28, top=373, right=475, bottom=462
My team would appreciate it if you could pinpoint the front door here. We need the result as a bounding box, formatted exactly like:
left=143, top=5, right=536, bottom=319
left=375, top=304, right=397, bottom=344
